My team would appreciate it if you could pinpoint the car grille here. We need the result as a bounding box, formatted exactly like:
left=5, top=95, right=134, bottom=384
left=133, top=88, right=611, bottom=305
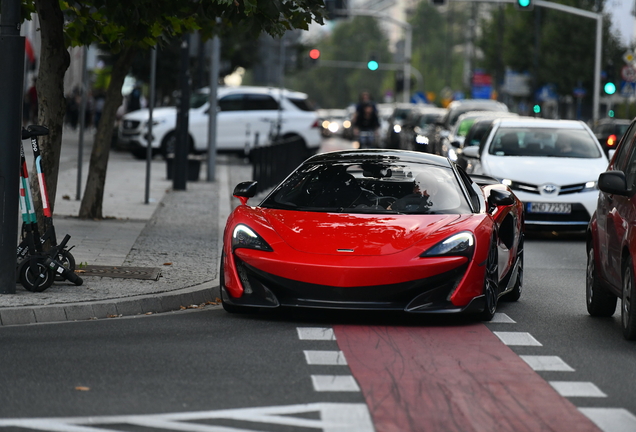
left=122, top=120, right=141, bottom=131
left=509, top=181, right=589, bottom=195
left=233, top=257, right=467, bottom=310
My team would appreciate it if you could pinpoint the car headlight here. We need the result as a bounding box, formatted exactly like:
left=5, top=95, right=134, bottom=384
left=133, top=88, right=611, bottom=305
left=415, top=135, right=429, bottom=145
left=582, top=181, right=597, bottom=192
left=393, top=125, right=402, bottom=133
left=232, top=224, right=273, bottom=252
left=420, top=232, right=475, bottom=258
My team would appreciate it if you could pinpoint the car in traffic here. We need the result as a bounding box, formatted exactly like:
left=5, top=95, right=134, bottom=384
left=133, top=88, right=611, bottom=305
left=593, top=117, right=631, bottom=156
left=430, top=99, right=509, bottom=155
left=318, top=109, right=350, bottom=138
left=220, top=149, right=524, bottom=321
left=383, top=103, right=420, bottom=149
left=587, top=117, right=636, bottom=339
left=399, top=106, right=447, bottom=153
left=119, top=86, right=322, bottom=159
left=462, top=118, right=608, bottom=231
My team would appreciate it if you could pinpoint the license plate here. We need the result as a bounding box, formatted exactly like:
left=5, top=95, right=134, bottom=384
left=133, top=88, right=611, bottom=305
left=527, top=202, right=572, bottom=214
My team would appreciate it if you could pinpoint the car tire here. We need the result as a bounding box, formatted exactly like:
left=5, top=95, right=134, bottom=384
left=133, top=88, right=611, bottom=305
left=502, top=237, right=523, bottom=302
left=161, top=133, right=177, bottom=159
left=586, top=246, right=617, bottom=317
left=219, top=252, right=254, bottom=314
left=478, top=236, right=499, bottom=321
left=622, top=259, right=636, bottom=340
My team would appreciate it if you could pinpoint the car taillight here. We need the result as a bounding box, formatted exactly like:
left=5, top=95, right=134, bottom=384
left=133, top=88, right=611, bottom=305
left=311, top=120, right=320, bottom=128
left=607, top=134, right=617, bottom=147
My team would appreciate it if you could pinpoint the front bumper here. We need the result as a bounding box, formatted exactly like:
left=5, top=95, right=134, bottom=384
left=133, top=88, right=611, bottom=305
left=222, top=257, right=483, bottom=314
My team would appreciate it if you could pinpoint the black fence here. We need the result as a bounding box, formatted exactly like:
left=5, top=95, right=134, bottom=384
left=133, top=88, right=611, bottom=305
left=250, top=137, right=309, bottom=193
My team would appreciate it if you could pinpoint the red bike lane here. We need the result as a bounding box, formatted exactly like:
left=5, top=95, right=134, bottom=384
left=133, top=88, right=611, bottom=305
left=334, top=324, right=601, bottom=432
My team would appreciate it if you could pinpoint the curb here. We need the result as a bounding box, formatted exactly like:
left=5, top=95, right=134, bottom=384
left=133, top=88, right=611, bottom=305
left=0, top=280, right=221, bottom=326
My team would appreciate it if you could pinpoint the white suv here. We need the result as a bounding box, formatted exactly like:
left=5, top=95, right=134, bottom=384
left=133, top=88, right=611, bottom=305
left=119, top=86, right=322, bottom=159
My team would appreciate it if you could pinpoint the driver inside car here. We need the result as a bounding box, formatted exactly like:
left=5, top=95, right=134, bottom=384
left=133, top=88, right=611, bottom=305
left=390, top=171, right=439, bottom=212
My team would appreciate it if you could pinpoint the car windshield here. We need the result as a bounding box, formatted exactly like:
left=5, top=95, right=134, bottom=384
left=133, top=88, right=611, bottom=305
left=418, top=113, right=443, bottom=128
left=488, top=127, right=602, bottom=158
left=260, top=161, right=472, bottom=215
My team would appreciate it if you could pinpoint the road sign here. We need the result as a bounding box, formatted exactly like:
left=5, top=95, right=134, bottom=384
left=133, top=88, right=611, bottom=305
left=624, top=51, right=636, bottom=66
left=621, top=65, right=636, bottom=82
left=621, top=82, right=636, bottom=98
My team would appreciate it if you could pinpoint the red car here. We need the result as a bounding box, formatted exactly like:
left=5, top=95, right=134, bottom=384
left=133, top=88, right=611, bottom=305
left=587, top=118, right=636, bottom=339
left=221, top=149, right=524, bottom=321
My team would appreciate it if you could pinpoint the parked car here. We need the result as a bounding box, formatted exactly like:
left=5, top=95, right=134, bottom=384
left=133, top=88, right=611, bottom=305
left=119, top=86, right=322, bottom=159
left=593, top=118, right=631, bottom=156
left=399, top=107, right=447, bottom=152
left=430, top=99, right=509, bottom=155
left=462, top=117, right=608, bottom=231
left=587, top=117, right=636, bottom=339
left=221, top=149, right=524, bottom=321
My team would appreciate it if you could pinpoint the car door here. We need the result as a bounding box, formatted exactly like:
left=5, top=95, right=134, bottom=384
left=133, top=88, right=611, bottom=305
left=243, top=93, right=281, bottom=149
left=600, top=123, right=636, bottom=287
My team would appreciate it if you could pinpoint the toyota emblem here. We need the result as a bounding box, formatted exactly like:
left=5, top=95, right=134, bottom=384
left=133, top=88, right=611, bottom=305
left=541, top=184, right=558, bottom=194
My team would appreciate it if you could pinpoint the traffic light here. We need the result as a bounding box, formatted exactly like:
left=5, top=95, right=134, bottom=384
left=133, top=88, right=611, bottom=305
left=514, top=0, right=533, bottom=11
left=604, top=82, right=617, bottom=95
left=533, top=104, right=541, bottom=114
left=431, top=0, right=447, bottom=5
left=309, top=48, right=320, bottom=65
left=367, top=55, right=379, bottom=71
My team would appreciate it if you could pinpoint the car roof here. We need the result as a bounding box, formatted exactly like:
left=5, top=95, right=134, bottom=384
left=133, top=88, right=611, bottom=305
left=447, top=99, right=508, bottom=109
left=306, top=149, right=452, bottom=168
left=198, top=85, right=309, bottom=99
left=493, top=117, right=588, bottom=129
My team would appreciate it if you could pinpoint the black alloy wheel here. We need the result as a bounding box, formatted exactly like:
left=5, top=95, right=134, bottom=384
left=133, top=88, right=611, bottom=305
left=586, top=246, right=617, bottom=317
left=622, top=260, right=636, bottom=340
left=478, top=237, right=499, bottom=321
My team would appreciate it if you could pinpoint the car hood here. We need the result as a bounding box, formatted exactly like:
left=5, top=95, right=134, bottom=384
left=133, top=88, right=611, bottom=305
left=260, top=209, right=467, bottom=256
left=123, top=107, right=176, bottom=121
left=483, top=156, right=608, bottom=184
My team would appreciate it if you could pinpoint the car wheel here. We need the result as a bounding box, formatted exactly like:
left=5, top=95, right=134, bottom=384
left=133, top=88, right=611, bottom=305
left=622, top=260, right=636, bottom=340
left=161, top=133, right=177, bottom=159
left=219, top=252, right=254, bottom=314
left=502, top=236, right=523, bottom=302
left=586, top=246, right=617, bottom=316
left=478, top=237, right=499, bottom=321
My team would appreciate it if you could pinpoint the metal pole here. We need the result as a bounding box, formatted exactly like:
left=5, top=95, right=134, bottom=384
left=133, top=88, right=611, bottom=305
left=0, top=0, right=25, bottom=294
left=145, top=47, right=157, bottom=203
left=593, top=15, right=602, bottom=124
left=403, top=24, right=412, bottom=103
left=207, top=35, right=220, bottom=182
left=174, top=33, right=190, bottom=191
left=76, top=45, right=88, bottom=201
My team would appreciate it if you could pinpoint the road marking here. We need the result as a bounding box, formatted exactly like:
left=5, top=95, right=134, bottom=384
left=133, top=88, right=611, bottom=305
left=493, top=331, right=543, bottom=346
left=520, top=355, right=575, bottom=371
left=304, top=350, right=348, bottom=365
left=580, top=407, right=636, bottom=432
left=549, top=381, right=607, bottom=398
left=311, top=375, right=360, bottom=392
left=490, top=312, right=516, bottom=323
left=297, top=327, right=336, bottom=340
left=0, top=403, right=373, bottom=432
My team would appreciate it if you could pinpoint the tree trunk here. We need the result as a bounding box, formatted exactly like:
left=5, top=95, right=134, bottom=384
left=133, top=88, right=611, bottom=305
left=32, top=0, right=70, bottom=218
left=79, top=46, right=136, bottom=220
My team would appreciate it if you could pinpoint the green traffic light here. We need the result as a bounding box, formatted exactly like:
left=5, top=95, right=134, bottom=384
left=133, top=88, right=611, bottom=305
left=367, top=60, right=379, bottom=71
left=518, top=0, right=531, bottom=7
left=609, top=110, right=615, bottom=117
left=533, top=104, right=541, bottom=114
left=604, top=82, right=617, bottom=95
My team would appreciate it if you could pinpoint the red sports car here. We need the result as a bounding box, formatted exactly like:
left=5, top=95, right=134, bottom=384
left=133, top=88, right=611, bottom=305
left=221, top=149, right=524, bottom=321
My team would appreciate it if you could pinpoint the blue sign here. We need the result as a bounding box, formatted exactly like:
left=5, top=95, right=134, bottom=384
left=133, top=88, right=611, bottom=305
left=472, top=85, right=492, bottom=99
left=410, top=91, right=428, bottom=104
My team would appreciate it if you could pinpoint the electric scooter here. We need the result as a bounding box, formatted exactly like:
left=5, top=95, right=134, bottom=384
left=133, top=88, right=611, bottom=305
left=16, top=125, right=82, bottom=291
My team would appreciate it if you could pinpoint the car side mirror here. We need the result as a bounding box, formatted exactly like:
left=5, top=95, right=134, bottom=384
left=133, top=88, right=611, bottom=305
left=488, top=188, right=515, bottom=206
left=462, top=146, right=480, bottom=159
left=451, top=140, right=461, bottom=148
left=598, top=171, right=629, bottom=196
left=233, top=181, right=258, bottom=205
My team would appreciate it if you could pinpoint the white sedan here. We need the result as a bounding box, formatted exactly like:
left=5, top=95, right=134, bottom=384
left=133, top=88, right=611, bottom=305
left=462, top=118, right=608, bottom=230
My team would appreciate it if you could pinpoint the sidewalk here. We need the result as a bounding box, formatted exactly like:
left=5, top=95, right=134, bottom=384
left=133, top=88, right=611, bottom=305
left=0, top=129, right=253, bottom=326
